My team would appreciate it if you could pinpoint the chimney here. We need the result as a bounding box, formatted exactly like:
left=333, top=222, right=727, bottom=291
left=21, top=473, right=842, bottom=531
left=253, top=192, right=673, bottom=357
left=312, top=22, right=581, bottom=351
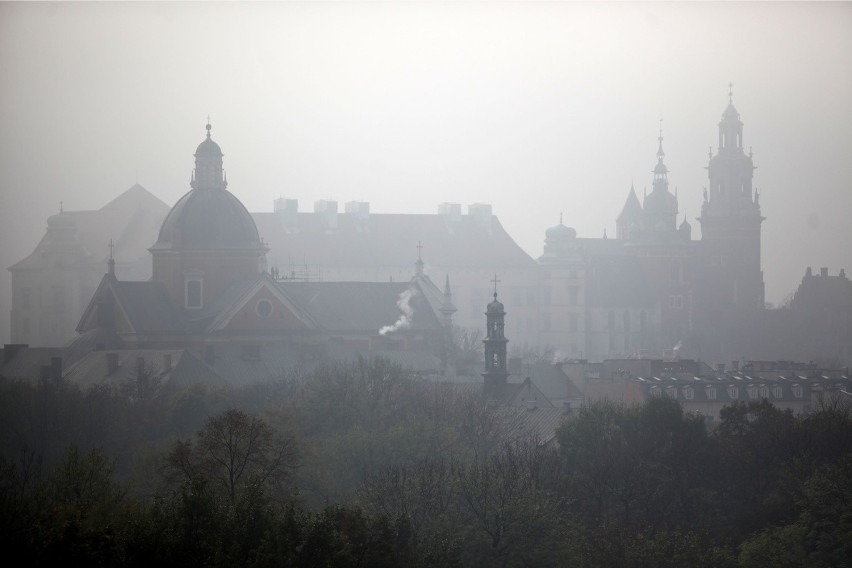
left=314, top=200, right=338, bottom=231
left=468, top=203, right=493, bottom=232
left=438, top=202, right=462, bottom=223
left=3, top=343, right=27, bottom=363
left=274, top=198, right=299, bottom=232
left=162, top=353, right=172, bottom=371
left=50, top=357, right=62, bottom=381
left=841, top=268, right=847, bottom=280
left=345, top=201, right=370, bottom=232
left=820, top=267, right=829, bottom=277
left=106, top=352, right=119, bottom=375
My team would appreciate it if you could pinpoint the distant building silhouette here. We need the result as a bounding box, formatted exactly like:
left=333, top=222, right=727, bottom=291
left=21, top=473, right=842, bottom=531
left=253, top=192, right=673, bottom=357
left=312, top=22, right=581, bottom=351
left=6, top=91, right=849, bottom=368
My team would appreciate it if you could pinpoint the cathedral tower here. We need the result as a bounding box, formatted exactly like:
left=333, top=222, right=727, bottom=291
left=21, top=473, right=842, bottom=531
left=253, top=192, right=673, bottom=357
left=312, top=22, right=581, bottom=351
left=699, top=87, right=765, bottom=309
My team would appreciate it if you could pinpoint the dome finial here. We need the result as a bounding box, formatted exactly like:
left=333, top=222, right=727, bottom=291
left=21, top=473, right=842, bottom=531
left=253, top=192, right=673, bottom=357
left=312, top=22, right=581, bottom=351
left=206, top=115, right=212, bottom=139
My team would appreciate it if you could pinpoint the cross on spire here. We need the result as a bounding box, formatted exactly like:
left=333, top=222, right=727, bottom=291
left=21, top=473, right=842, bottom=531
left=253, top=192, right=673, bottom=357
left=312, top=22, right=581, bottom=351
left=59, top=200, right=63, bottom=213
left=491, top=273, right=501, bottom=298
left=416, top=240, right=423, bottom=260
left=108, top=238, right=114, bottom=259
left=728, top=82, right=733, bottom=104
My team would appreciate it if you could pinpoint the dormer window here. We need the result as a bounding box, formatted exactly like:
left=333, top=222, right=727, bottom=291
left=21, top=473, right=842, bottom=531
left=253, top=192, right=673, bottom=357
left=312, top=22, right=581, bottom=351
left=185, top=279, right=202, bottom=309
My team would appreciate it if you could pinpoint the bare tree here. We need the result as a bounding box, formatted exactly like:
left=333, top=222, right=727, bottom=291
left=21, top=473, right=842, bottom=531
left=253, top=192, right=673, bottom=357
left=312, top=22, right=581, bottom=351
left=166, top=409, right=299, bottom=503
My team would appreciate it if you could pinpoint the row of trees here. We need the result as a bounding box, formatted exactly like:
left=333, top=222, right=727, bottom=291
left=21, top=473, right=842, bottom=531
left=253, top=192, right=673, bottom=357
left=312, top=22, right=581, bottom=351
left=1, top=357, right=851, bottom=566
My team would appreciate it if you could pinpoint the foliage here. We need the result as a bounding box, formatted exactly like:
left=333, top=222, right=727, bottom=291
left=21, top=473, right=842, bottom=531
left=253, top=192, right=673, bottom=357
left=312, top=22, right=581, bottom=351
left=2, top=359, right=852, bottom=565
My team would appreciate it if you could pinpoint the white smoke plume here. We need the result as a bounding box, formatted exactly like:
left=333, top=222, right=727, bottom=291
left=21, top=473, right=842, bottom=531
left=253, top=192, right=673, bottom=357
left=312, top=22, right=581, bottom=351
left=379, top=287, right=417, bottom=336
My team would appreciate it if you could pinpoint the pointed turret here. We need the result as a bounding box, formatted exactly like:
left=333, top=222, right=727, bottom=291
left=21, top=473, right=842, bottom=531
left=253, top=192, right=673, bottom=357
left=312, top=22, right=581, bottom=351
left=616, top=183, right=643, bottom=240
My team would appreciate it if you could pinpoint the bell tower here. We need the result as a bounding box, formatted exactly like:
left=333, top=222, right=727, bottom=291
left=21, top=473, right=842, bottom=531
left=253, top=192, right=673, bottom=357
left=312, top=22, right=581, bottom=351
left=482, top=275, right=509, bottom=393
left=699, top=85, right=765, bottom=310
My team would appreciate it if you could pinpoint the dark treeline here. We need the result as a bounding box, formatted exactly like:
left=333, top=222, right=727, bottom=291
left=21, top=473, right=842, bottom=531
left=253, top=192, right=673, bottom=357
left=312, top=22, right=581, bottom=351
left=1, top=357, right=851, bottom=567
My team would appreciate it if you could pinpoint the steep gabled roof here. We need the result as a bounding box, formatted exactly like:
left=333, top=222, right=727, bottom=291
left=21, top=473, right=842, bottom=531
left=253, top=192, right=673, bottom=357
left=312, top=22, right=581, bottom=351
left=76, top=274, right=183, bottom=335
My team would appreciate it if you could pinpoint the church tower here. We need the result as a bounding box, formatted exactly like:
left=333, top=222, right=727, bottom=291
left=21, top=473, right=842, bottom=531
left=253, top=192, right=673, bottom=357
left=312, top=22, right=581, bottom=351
left=482, top=276, right=509, bottom=393
left=699, top=87, right=765, bottom=309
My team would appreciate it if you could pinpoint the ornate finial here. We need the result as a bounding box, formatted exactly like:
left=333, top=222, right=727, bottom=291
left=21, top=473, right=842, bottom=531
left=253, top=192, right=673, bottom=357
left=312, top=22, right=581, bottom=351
left=491, top=274, right=501, bottom=298
left=417, top=240, right=423, bottom=261
left=205, top=116, right=212, bottom=138
left=728, top=82, right=733, bottom=104
left=659, top=115, right=663, bottom=141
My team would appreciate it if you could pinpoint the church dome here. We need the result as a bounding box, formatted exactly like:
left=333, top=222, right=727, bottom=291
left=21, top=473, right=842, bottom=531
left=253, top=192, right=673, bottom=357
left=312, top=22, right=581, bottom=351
left=153, top=188, right=261, bottom=251
left=545, top=222, right=577, bottom=240
left=151, top=123, right=262, bottom=251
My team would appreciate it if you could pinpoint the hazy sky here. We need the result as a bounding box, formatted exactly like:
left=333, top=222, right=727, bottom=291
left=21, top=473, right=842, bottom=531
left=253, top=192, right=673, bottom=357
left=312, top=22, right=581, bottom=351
left=1, top=1, right=851, bottom=342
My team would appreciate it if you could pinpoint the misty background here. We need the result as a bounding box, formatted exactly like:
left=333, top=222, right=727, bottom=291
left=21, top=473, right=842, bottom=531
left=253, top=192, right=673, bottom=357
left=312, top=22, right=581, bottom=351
left=1, top=1, right=850, bottom=345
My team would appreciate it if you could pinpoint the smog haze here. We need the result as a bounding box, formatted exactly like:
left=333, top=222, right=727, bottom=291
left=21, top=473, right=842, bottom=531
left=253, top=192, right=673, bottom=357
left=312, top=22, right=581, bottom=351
left=1, top=1, right=851, bottom=342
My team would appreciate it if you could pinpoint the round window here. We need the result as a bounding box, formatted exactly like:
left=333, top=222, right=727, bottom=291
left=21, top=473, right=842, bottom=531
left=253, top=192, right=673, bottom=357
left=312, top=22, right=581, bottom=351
left=256, top=299, right=273, bottom=318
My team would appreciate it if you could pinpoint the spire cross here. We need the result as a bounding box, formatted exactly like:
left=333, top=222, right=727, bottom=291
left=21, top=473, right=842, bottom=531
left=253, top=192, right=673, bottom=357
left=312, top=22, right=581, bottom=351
left=59, top=200, right=63, bottom=213
left=728, top=82, right=733, bottom=104
left=416, top=240, right=423, bottom=261
left=659, top=115, right=663, bottom=140
left=491, top=274, right=501, bottom=298
left=108, top=238, right=114, bottom=259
